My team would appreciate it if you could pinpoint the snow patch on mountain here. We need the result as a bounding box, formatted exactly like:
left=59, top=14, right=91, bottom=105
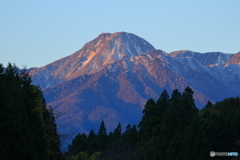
left=170, top=50, right=234, bottom=66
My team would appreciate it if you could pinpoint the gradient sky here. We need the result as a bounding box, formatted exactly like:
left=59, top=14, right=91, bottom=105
left=1, top=0, right=240, bottom=68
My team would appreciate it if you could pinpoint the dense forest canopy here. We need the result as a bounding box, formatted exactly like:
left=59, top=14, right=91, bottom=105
left=67, top=87, right=240, bottom=160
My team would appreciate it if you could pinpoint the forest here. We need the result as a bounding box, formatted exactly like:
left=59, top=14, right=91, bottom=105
left=0, top=64, right=63, bottom=160
left=1, top=63, right=240, bottom=160
left=66, top=88, right=240, bottom=160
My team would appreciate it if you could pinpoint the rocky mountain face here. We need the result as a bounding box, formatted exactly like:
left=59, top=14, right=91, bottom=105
left=227, top=51, right=240, bottom=64
left=30, top=32, right=155, bottom=89
left=170, top=50, right=234, bottom=66
left=29, top=32, right=240, bottom=147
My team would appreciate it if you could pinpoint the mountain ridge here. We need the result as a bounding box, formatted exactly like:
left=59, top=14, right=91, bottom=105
left=28, top=32, right=240, bottom=148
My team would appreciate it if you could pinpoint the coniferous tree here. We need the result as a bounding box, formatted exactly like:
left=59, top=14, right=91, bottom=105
left=138, top=99, right=158, bottom=144
left=42, top=105, right=63, bottom=160
left=112, top=122, right=122, bottom=141
left=97, top=120, right=108, bottom=151
left=67, top=133, right=88, bottom=156
left=123, top=124, right=138, bottom=146
left=205, top=100, right=213, bottom=108
left=181, top=86, right=199, bottom=115
left=87, top=129, right=98, bottom=154
left=177, top=87, right=198, bottom=131
left=98, top=120, right=107, bottom=136
left=156, top=89, right=169, bottom=110
left=160, top=89, right=182, bottom=137
left=158, top=88, right=186, bottom=159
left=170, top=89, right=182, bottom=103
left=155, top=90, right=170, bottom=135
left=88, top=129, right=96, bottom=141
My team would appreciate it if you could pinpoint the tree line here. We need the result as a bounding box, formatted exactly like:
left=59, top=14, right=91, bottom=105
left=66, top=87, right=240, bottom=160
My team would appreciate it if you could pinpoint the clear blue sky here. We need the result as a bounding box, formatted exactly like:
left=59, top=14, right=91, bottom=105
left=1, top=0, right=240, bottom=68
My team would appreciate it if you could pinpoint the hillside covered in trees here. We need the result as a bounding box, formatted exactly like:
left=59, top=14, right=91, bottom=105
left=0, top=64, right=63, bottom=160
left=66, top=87, right=240, bottom=160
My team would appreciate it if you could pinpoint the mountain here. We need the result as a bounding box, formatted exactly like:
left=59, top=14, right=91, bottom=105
left=170, top=50, right=234, bottom=66
left=30, top=32, right=155, bottom=89
left=227, top=51, right=240, bottom=64
left=29, top=32, right=240, bottom=147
